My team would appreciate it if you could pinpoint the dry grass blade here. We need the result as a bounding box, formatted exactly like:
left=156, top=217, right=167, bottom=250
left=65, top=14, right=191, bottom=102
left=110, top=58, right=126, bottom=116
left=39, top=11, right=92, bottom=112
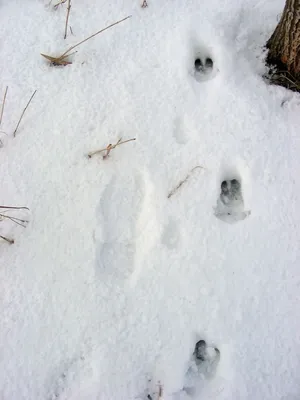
left=0, top=235, right=14, bottom=244
left=168, top=165, right=204, bottom=199
left=41, top=15, right=131, bottom=65
left=87, top=138, right=136, bottom=159
left=60, top=15, right=131, bottom=58
left=13, top=90, right=37, bottom=137
left=0, top=86, right=8, bottom=128
left=64, top=0, right=71, bottom=39
left=41, top=51, right=76, bottom=66
left=0, top=213, right=29, bottom=228
left=268, top=69, right=300, bottom=92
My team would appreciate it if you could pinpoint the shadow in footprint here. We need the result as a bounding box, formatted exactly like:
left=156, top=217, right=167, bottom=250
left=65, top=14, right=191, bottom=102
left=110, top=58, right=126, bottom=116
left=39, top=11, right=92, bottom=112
left=175, top=340, right=221, bottom=399
left=193, top=49, right=218, bottom=82
left=215, top=178, right=250, bottom=224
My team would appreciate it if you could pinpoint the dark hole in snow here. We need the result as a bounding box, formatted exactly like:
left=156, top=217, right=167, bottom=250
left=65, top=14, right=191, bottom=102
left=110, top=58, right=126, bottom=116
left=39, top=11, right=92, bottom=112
left=194, top=58, right=203, bottom=71
left=205, top=57, right=213, bottom=68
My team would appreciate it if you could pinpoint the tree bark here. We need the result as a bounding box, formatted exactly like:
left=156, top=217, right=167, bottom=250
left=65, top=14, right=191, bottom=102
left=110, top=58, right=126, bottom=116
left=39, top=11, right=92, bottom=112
left=266, top=0, right=300, bottom=80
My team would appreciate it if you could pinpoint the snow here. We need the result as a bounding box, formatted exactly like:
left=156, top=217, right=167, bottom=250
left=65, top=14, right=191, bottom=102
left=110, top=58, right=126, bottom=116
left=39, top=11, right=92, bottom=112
left=1, top=0, right=300, bottom=399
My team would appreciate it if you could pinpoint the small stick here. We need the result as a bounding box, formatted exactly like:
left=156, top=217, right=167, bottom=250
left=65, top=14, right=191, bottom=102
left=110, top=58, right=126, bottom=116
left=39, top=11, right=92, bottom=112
left=13, top=90, right=37, bottom=137
left=53, top=0, right=66, bottom=9
left=64, top=0, right=71, bottom=39
left=87, top=138, right=136, bottom=159
left=0, top=205, right=29, bottom=210
left=0, top=86, right=8, bottom=127
left=158, top=384, right=163, bottom=400
left=0, top=235, right=14, bottom=244
left=168, top=166, right=204, bottom=199
left=60, top=15, right=131, bottom=58
left=141, top=0, right=148, bottom=7
left=0, top=213, right=29, bottom=228
left=69, top=26, right=74, bottom=35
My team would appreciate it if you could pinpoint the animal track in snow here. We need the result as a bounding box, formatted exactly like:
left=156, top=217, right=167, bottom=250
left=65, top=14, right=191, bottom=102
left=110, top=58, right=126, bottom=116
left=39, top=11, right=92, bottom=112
left=214, top=178, right=250, bottom=224
left=173, top=116, right=188, bottom=145
left=96, top=169, right=160, bottom=286
left=47, top=354, right=85, bottom=400
left=161, top=218, right=180, bottom=250
left=96, top=173, right=144, bottom=282
left=175, top=340, right=221, bottom=399
left=193, top=45, right=218, bottom=82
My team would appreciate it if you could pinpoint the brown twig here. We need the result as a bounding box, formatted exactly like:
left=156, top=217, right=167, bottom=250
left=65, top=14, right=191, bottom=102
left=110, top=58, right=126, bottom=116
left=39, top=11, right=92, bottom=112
left=168, top=166, right=204, bottom=199
left=0, top=235, right=14, bottom=244
left=0, top=213, right=29, bottom=228
left=158, top=384, right=163, bottom=400
left=87, top=138, right=136, bottom=159
left=13, top=90, right=37, bottom=137
left=0, top=86, right=8, bottom=128
left=53, top=0, right=66, bottom=9
left=64, top=0, right=71, bottom=39
left=141, top=0, right=148, bottom=7
left=0, top=205, right=29, bottom=210
left=69, top=25, right=74, bottom=35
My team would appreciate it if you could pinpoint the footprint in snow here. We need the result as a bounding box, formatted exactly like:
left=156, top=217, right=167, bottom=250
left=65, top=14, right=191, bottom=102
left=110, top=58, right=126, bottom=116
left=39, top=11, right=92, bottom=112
left=194, top=55, right=217, bottom=82
left=175, top=340, right=221, bottom=399
left=214, top=178, right=250, bottom=224
left=161, top=218, right=180, bottom=250
left=96, top=169, right=160, bottom=286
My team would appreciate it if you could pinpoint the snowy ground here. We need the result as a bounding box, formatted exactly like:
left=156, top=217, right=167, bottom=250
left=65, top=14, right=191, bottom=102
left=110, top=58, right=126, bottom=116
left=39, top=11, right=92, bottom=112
left=1, top=0, right=300, bottom=399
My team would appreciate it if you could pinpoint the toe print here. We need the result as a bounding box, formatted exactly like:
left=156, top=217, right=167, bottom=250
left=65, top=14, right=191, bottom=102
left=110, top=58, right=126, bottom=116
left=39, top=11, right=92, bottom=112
left=215, top=178, right=251, bottom=224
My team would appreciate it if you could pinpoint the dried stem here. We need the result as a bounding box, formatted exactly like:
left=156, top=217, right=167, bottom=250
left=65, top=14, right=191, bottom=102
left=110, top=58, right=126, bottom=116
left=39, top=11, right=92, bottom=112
left=0, top=86, right=8, bottom=128
left=13, top=90, right=37, bottom=137
left=0, top=213, right=29, bottom=228
left=158, top=384, right=163, bottom=400
left=87, top=138, right=136, bottom=159
left=0, top=205, right=29, bottom=210
left=64, top=0, right=71, bottom=39
left=53, top=0, right=66, bottom=9
left=60, top=15, right=131, bottom=58
left=168, top=166, right=204, bottom=199
left=0, top=235, right=14, bottom=244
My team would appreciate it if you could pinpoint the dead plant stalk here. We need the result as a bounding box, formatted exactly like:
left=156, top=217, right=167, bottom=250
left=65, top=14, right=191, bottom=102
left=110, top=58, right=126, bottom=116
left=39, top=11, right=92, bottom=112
left=168, top=166, right=204, bottom=198
left=0, top=235, right=14, bottom=244
left=41, top=15, right=131, bottom=65
left=88, top=138, right=136, bottom=159
left=0, top=86, right=8, bottom=127
left=64, top=0, right=71, bottom=39
left=13, top=90, right=37, bottom=137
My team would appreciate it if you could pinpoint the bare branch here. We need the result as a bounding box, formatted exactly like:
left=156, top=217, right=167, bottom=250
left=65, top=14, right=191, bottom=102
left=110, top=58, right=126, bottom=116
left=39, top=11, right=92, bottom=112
left=13, top=90, right=37, bottom=137
left=0, top=235, right=14, bottom=244
left=158, top=384, right=163, bottom=400
left=53, top=0, right=66, bottom=10
left=64, top=0, right=71, bottom=39
left=87, top=138, right=136, bottom=159
left=0, top=213, right=29, bottom=228
left=168, top=166, right=204, bottom=199
left=0, top=205, right=29, bottom=210
left=0, top=86, right=8, bottom=128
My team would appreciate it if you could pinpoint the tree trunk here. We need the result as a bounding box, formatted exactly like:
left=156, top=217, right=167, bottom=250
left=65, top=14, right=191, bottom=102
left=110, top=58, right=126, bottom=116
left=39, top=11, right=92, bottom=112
left=266, top=0, right=300, bottom=80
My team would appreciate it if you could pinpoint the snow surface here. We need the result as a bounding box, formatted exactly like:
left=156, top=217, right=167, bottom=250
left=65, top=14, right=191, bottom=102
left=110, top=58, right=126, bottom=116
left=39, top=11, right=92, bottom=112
left=1, top=0, right=300, bottom=399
